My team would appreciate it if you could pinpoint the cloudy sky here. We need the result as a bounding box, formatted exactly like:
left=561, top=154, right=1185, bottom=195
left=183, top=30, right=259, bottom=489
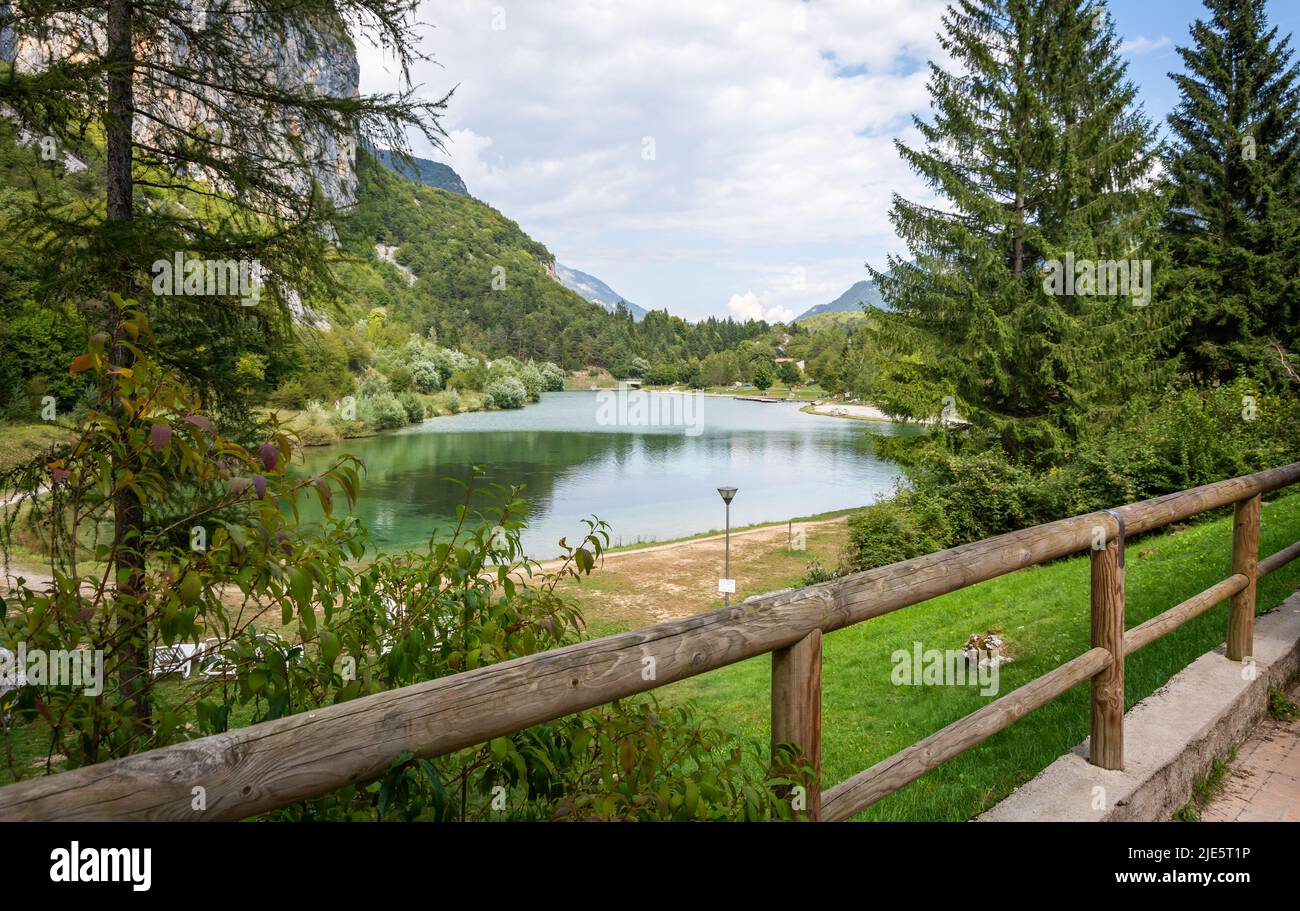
left=357, top=0, right=1300, bottom=323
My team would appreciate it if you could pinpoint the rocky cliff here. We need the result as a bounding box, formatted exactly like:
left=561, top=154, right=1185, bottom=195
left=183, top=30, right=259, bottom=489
left=0, top=2, right=360, bottom=207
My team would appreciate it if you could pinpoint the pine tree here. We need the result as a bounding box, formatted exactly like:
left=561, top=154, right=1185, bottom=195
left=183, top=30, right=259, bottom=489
left=1165, top=0, right=1300, bottom=386
left=871, top=0, right=1171, bottom=463
left=0, top=0, right=446, bottom=738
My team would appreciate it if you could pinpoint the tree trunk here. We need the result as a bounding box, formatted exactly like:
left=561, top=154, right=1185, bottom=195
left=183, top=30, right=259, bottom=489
left=1012, top=192, right=1024, bottom=278
left=106, top=0, right=150, bottom=737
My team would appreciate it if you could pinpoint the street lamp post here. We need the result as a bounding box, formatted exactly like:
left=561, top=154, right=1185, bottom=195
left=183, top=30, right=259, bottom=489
left=717, top=486, right=737, bottom=607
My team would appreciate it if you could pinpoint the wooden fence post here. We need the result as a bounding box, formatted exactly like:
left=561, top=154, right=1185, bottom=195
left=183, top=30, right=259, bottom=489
left=771, top=629, right=822, bottom=820
left=1089, top=536, right=1125, bottom=770
left=1227, top=494, right=1262, bottom=662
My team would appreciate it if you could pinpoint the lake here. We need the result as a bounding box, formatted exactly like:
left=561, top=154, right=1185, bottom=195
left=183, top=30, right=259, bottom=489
left=299, top=391, right=917, bottom=557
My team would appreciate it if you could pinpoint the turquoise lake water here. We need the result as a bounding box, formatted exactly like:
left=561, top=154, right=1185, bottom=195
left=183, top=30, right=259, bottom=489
left=300, top=391, right=918, bottom=557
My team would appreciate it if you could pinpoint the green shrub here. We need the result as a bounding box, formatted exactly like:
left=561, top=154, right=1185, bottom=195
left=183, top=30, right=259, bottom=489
left=386, top=363, right=413, bottom=393
left=519, top=362, right=545, bottom=401
left=0, top=302, right=88, bottom=411
left=361, top=392, right=408, bottom=431
left=488, top=356, right=524, bottom=383
left=410, top=360, right=442, bottom=393
left=906, top=449, right=1062, bottom=544
left=844, top=487, right=953, bottom=572
left=800, top=558, right=839, bottom=586
left=66, top=381, right=99, bottom=426
left=437, top=389, right=463, bottom=414
left=448, top=363, right=486, bottom=392
left=297, top=402, right=341, bottom=445
left=295, top=331, right=356, bottom=402
left=485, top=377, right=528, bottom=410
left=234, top=352, right=268, bottom=394
left=433, top=347, right=475, bottom=382
left=1064, top=380, right=1300, bottom=512
left=646, top=362, right=678, bottom=386
left=269, top=378, right=309, bottom=409
left=540, top=362, right=566, bottom=391
left=398, top=392, right=425, bottom=423
left=357, top=372, right=392, bottom=400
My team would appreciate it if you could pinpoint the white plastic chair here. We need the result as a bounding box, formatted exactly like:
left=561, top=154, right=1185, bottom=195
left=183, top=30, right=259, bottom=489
left=0, top=646, right=26, bottom=694
left=151, top=643, right=200, bottom=679
left=199, top=638, right=238, bottom=677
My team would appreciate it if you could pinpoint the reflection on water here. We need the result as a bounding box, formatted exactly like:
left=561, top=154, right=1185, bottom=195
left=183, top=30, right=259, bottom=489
left=299, top=391, right=919, bottom=557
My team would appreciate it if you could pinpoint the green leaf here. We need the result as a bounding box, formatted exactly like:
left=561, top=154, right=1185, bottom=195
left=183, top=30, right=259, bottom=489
left=178, top=571, right=201, bottom=606
left=684, top=778, right=700, bottom=815
left=288, top=565, right=312, bottom=608
left=319, top=630, right=341, bottom=665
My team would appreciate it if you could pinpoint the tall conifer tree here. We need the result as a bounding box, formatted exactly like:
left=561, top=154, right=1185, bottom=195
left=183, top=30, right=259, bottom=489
left=872, top=0, right=1169, bottom=463
left=1165, top=0, right=1300, bottom=385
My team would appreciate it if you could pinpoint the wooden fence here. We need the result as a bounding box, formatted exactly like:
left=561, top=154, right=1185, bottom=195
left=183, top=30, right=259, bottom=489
left=2, top=461, right=1299, bottom=821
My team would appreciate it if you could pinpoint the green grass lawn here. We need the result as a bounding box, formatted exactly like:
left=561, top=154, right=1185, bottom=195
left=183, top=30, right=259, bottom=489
left=2, top=674, right=266, bottom=784
left=0, top=421, right=77, bottom=474
left=657, top=490, right=1300, bottom=821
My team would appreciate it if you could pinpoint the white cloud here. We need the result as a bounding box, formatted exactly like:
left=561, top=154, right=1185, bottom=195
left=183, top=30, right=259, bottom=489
left=1121, top=35, right=1171, bottom=55
left=356, top=0, right=950, bottom=317
left=727, top=291, right=795, bottom=325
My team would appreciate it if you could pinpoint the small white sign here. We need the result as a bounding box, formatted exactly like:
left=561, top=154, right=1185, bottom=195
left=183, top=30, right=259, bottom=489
left=718, top=578, right=736, bottom=594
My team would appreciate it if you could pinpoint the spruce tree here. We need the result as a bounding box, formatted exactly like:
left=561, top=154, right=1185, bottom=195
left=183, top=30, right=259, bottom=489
left=1165, top=0, right=1300, bottom=385
left=871, top=0, right=1170, bottom=463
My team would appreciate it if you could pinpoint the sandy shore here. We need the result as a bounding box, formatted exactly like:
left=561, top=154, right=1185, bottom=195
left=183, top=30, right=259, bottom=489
left=805, top=402, right=897, bottom=421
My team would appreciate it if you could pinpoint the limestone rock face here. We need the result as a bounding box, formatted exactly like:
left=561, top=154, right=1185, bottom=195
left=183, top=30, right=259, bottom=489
left=0, top=2, right=360, bottom=207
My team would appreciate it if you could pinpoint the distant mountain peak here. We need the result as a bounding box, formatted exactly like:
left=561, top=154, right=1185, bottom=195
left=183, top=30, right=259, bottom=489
left=371, top=147, right=470, bottom=197
left=794, top=279, right=885, bottom=322
left=554, top=263, right=648, bottom=321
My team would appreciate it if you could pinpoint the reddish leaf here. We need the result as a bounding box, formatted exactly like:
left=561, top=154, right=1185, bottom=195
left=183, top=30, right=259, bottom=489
left=68, top=353, right=93, bottom=375
left=184, top=414, right=216, bottom=434
left=258, top=443, right=279, bottom=472
left=314, top=477, right=333, bottom=515
left=149, top=424, right=172, bottom=450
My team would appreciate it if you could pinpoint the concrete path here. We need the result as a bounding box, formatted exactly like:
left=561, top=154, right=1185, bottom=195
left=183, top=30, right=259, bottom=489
left=1203, top=679, right=1300, bottom=822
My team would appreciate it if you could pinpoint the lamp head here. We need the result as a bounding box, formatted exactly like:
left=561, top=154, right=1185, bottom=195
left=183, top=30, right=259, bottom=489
left=717, top=486, right=738, bottom=504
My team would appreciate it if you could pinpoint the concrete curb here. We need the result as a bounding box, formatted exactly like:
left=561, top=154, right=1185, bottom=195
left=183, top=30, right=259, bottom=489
left=979, top=590, right=1300, bottom=821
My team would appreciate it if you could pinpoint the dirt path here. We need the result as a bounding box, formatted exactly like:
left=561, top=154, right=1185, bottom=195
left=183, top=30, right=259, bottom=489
left=549, top=517, right=850, bottom=628
left=531, top=516, right=847, bottom=573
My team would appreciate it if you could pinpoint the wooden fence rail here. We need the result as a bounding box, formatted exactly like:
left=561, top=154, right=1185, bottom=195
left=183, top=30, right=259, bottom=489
left=2, top=462, right=1300, bottom=821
